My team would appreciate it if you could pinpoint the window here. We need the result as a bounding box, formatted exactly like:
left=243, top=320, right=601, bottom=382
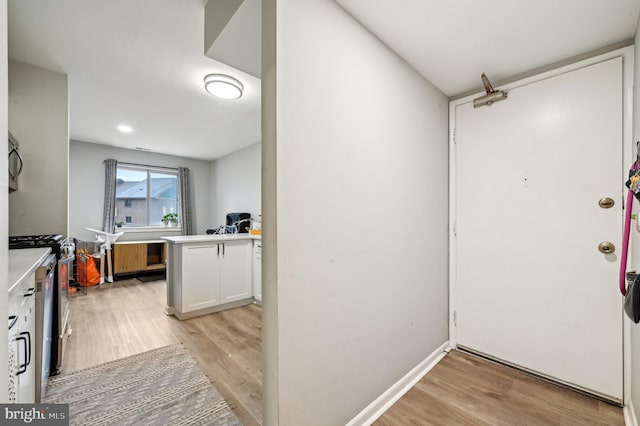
left=114, top=165, right=179, bottom=227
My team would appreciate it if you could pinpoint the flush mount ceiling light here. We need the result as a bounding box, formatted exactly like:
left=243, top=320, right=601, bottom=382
left=117, top=124, right=133, bottom=133
left=204, top=74, right=244, bottom=99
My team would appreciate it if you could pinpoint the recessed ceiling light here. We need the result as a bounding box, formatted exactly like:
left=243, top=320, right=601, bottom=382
left=204, top=74, right=243, bottom=99
left=117, top=124, right=133, bottom=133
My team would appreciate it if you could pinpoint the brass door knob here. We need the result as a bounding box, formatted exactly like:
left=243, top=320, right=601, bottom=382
left=598, top=242, right=615, bottom=254
left=598, top=198, right=615, bottom=209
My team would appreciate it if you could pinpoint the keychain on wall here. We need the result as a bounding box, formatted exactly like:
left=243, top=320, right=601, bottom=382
left=627, top=142, right=640, bottom=232
left=620, top=142, right=640, bottom=297
left=625, top=142, right=640, bottom=200
left=622, top=142, right=640, bottom=322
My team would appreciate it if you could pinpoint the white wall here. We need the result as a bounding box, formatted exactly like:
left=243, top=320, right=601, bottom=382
left=264, top=0, right=450, bottom=423
left=69, top=140, right=212, bottom=242
left=8, top=59, right=68, bottom=236
left=0, top=0, right=9, bottom=402
left=210, top=142, right=261, bottom=226
left=261, top=0, right=278, bottom=422
left=631, top=19, right=640, bottom=420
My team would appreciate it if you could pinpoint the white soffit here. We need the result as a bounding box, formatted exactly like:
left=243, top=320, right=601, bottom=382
left=205, top=0, right=262, bottom=78
left=335, top=0, right=640, bottom=97
left=8, top=0, right=261, bottom=160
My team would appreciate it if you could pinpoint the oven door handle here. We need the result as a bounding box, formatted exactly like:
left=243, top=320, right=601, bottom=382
left=42, top=253, right=58, bottom=273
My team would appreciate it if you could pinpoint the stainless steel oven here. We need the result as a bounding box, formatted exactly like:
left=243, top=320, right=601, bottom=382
left=9, top=235, right=74, bottom=376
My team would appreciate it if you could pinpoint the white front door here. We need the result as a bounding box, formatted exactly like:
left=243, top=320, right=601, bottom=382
left=454, top=56, right=624, bottom=401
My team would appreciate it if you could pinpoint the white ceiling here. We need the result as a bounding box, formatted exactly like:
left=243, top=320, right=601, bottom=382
left=336, top=0, right=640, bottom=97
left=8, top=1, right=640, bottom=161
left=8, top=0, right=261, bottom=161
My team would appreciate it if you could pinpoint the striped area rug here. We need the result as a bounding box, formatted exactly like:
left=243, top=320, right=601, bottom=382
left=45, top=344, right=242, bottom=426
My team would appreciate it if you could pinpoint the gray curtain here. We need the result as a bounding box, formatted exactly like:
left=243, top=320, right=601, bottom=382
left=102, top=159, right=118, bottom=233
left=178, top=167, right=193, bottom=235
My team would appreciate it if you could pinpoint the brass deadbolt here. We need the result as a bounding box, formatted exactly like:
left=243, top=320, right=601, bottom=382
left=598, top=198, right=615, bottom=209
left=598, top=242, right=615, bottom=254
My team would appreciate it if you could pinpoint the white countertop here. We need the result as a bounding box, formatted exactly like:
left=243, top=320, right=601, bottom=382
left=163, top=234, right=261, bottom=244
left=8, top=248, right=51, bottom=294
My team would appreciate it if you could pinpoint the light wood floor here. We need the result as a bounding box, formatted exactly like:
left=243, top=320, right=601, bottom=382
left=376, top=350, right=624, bottom=426
left=65, top=281, right=624, bottom=426
left=63, top=279, right=262, bottom=426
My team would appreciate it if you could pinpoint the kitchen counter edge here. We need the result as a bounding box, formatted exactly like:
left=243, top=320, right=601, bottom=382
left=162, top=234, right=261, bottom=244
left=9, top=248, right=51, bottom=294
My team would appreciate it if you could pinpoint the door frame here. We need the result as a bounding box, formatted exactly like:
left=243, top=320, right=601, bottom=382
left=448, top=46, right=634, bottom=403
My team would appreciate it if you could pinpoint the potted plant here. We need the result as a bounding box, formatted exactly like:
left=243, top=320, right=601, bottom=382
left=115, top=221, right=125, bottom=228
left=162, top=212, right=179, bottom=227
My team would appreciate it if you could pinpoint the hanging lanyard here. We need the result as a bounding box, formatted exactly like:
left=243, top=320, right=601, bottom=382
left=621, top=160, right=640, bottom=296
left=620, top=186, right=635, bottom=296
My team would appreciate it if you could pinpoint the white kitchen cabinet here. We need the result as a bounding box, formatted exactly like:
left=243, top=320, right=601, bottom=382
left=8, top=271, right=37, bottom=404
left=253, top=241, right=262, bottom=302
left=181, top=244, right=220, bottom=312
left=167, top=237, right=255, bottom=319
left=16, top=292, right=35, bottom=403
left=220, top=241, right=252, bottom=303
left=8, top=249, right=51, bottom=404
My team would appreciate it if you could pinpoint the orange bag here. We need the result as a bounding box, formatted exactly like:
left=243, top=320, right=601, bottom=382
left=85, top=255, right=101, bottom=286
left=75, top=247, right=101, bottom=286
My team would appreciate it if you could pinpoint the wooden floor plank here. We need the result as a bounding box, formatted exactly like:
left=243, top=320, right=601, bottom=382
left=168, top=315, right=262, bottom=426
left=376, top=350, right=624, bottom=426
left=375, top=386, right=494, bottom=426
left=64, top=279, right=262, bottom=426
left=194, top=309, right=263, bottom=383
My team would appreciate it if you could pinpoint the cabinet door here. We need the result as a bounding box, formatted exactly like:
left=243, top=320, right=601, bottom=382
left=8, top=321, right=19, bottom=403
left=182, top=244, right=220, bottom=312
left=16, top=295, right=35, bottom=403
left=113, top=244, right=146, bottom=273
left=220, top=241, right=252, bottom=303
left=253, top=242, right=262, bottom=301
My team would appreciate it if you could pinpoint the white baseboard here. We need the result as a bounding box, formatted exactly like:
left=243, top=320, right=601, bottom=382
left=625, top=399, right=639, bottom=426
left=346, top=341, right=450, bottom=426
